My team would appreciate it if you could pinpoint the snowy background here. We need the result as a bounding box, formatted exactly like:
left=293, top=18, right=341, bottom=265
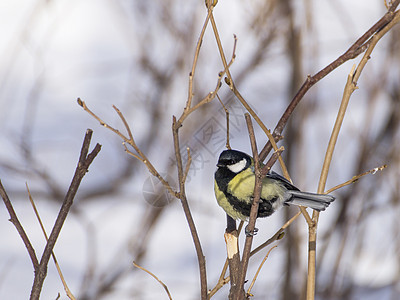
left=0, top=0, right=399, bottom=299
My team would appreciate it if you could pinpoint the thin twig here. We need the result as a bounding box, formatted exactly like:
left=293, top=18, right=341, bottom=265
left=306, top=64, right=356, bottom=300
left=210, top=211, right=300, bottom=296
left=178, top=35, right=237, bottom=126
left=246, top=245, right=277, bottom=297
left=172, top=116, right=208, bottom=299
left=26, top=183, right=76, bottom=300
left=306, top=12, right=400, bottom=299
left=216, top=94, right=231, bottom=150
left=182, top=147, right=192, bottom=183
left=0, top=181, right=39, bottom=270
left=113, top=105, right=134, bottom=142
left=325, top=165, right=387, bottom=194
left=250, top=210, right=301, bottom=257
left=209, top=15, right=288, bottom=183
left=208, top=275, right=230, bottom=298
left=30, top=129, right=101, bottom=300
left=259, top=3, right=400, bottom=161
left=258, top=130, right=312, bottom=225
left=77, top=99, right=126, bottom=142
left=133, top=261, right=173, bottom=300
left=185, top=3, right=214, bottom=112
left=78, top=98, right=178, bottom=198
left=212, top=27, right=278, bottom=163
left=235, top=114, right=262, bottom=299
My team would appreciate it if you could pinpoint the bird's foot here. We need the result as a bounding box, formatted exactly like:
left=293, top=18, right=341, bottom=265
left=245, top=225, right=258, bottom=237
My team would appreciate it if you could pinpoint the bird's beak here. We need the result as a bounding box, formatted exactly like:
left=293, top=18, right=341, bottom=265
left=216, top=163, right=223, bottom=167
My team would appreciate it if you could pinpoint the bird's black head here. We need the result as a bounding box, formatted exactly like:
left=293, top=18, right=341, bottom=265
left=216, top=150, right=252, bottom=174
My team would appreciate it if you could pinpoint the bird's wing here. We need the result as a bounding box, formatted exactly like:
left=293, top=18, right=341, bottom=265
left=266, top=171, right=300, bottom=191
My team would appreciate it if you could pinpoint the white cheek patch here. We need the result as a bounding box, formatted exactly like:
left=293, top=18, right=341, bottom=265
left=227, top=158, right=247, bottom=173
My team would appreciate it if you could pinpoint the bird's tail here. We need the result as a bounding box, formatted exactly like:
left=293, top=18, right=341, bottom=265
left=285, top=191, right=335, bottom=211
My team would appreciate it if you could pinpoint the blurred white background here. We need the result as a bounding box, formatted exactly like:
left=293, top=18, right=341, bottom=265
left=0, top=1, right=399, bottom=299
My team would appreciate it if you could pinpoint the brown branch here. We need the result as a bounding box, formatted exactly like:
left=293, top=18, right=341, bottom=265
left=76, top=12, right=228, bottom=297
left=182, top=147, right=192, bottom=184
left=209, top=11, right=288, bottom=178
left=26, top=183, right=76, bottom=300
left=212, top=210, right=296, bottom=297
left=210, top=221, right=244, bottom=298
left=306, top=11, right=400, bottom=299
left=185, top=4, right=213, bottom=112
left=30, top=129, right=101, bottom=300
left=246, top=245, right=277, bottom=297
left=233, top=114, right=285, bottom=299
left=216, top=94, right=231, bottom=150
left=0, top=181, right=39, bottom=271
left=250, top=210, right=301, bottom=257
left=178, top=34, right=237, bottom=126
left=259, top=3, right=400, bottom=161
left=78, top=98, right=178, bottom=198
left=212, top=4, right=313, bottom=228
left=260, top=146, right=285, bottom=177
left=172, top=117, right=208, bottom=299
left=234, top=114, right=262, bottom=299
left=133, top=261, right=173, bottom=300
left=389, top=0, right=400, bottom=12
left=325, top=164, right=387, bottom=194
left=210, top=17, right=274, bottom=159
left=306, top=63, right=356, bottom=300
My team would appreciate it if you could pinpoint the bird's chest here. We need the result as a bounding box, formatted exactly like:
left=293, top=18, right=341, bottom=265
left=227, top=169, right=284, bottom=202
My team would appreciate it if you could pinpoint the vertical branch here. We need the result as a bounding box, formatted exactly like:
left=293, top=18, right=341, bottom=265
left=217, top=94, right=231, bottom=150
left=185, top=5, right=213, bottom=112
left=234, top=113, right=262, bottom=299
left=172, top=117, right=208, bottom=299
left=209, top=12, right=274, bottom=154
left=224, top=222, right=241, bottom=300
left=220, top=90, right=238, bottom=298
left=306, top=10, right=400, bottom=300
left=30, top=129, right=101, bottom=300
left=26, top=183, right=76, bottom=300
left=306, top=65, right=356, bottom=300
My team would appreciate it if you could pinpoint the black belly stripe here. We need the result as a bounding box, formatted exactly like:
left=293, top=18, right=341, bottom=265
left=225, top=192, right=277, bottom=218
left=258, top=196, right=277, bottom=217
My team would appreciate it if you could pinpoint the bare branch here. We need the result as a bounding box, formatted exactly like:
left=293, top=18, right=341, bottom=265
left=0, top=181, right=39, bottom=271
left=30, top=129, right=101, bottom=300
left=133, top=261, right=173, bottom=300
left=172, top=116, right=207, bottom=299
left=26, top=183, right=76, bottom=300
left=234, top=114, right=262, bottom=299
left=259, top=4, right=400, bottom=161
left=185, top=4, right=214, bottom=112
left=182, top=147, right=192, bottom=184
left=216, top=94, right=231, bottom=150
left=78, top=98, right=178, bottom=198
left=325, top=164, right=387, bottom=194
left=246, top=245, right=277, bottom=297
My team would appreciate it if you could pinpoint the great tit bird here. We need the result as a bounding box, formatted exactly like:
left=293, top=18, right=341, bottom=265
left=214, top=149, right=335, bottom=221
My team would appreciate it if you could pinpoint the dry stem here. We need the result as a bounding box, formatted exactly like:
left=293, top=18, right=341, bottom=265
left=246, top=245, right=277, bottom=297
left=0, top=181, right=39, bottom=270
left=30, top=129, right=101, bottom=300
left=133, top=261, right=173, bottom=300
left=259, top=1, right=400, bottom=161
left=306, top=10, right=400, bottom=299
left=26, top=183, right=76, bottom=300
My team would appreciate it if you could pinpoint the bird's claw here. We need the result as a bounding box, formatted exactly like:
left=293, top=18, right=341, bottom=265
left=245, top=225, right=258, bottom=237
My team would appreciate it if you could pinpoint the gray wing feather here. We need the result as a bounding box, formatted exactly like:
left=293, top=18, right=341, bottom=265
left=266, top=171, right=299, bottom=191
left=285, top=190, right=335, bottom=211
